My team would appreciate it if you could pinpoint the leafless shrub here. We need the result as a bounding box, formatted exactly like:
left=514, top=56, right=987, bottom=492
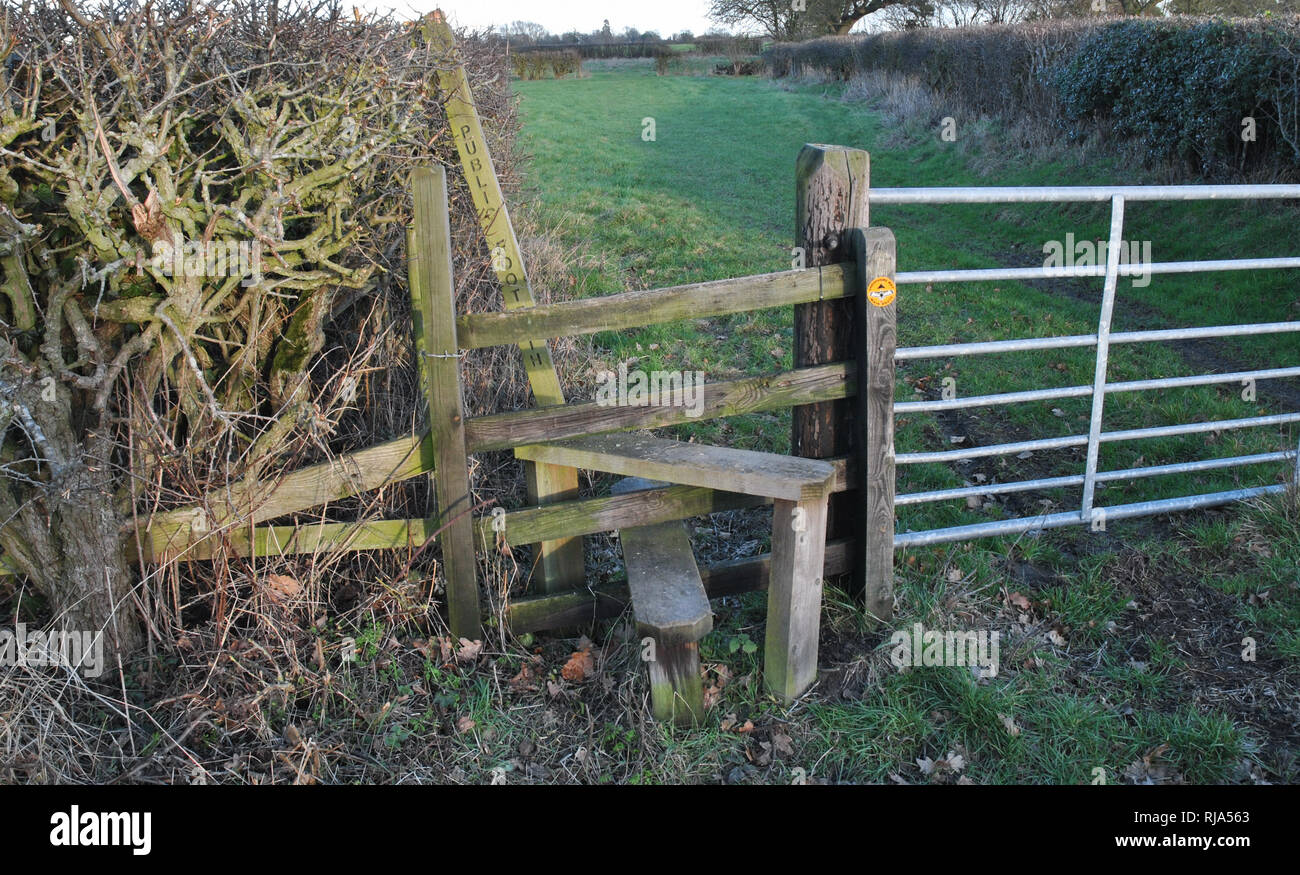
left=0, top=0, right=579, bottom=782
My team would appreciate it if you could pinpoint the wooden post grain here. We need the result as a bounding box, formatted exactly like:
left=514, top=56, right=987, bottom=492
left=764, top=494, right=830, bottom=702
left=852, top=227, right=897, bottom=624
left=793, top=144, right=869, bottom=591
left=422, top=14, right=585, bottom=594
left=411, top=166, right=480, bottom=640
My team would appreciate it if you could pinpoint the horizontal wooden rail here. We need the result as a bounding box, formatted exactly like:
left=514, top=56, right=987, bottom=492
left=142, top=363, right=856, bottom=559
left=508, top=538, right=853, bottom=633
left=138, top=460, right=853, bottom=565
left=141, top=434, right=431, bottom=562
left=467, top=362, right=854, bottom=452
left=456, top=263, right=855, bottom=349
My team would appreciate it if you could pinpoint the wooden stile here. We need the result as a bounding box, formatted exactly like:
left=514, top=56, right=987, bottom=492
left=519, top=432, right=832, bottom=702
left=109, top=138, right=892, bottom=678
left=411, top=166, right=480, bottom=639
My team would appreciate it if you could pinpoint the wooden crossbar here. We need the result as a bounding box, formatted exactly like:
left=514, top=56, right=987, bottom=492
left=136, top=362, right=855, bottom=561
left=456, top=264, right=854, bottom=349
left=468, top=362, right=853, bottom=452
left=516, top=433, right=835, bottom=502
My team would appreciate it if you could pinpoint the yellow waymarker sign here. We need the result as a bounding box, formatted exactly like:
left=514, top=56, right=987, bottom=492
left=867, top=276, right=897, bottom=307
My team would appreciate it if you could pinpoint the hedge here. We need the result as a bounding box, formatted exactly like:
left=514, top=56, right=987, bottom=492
left=764, top=16, right=1300, bottom=175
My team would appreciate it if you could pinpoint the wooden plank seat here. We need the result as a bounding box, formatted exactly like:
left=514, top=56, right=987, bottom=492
left=611, top=477, right=712, bottom=726
left=516, top=433, right=835, bottom=502
left=517, top=433, right=835, bottom=703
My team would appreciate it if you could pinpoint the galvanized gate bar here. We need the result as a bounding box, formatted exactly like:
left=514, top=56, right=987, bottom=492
left=897, top=365, right=1300, bottom=414
left=1080, top=195, right=1126, bottom=520
left=897, top=322, right=1300, bottom=361
left=896, top=256, right=1300, bottom=286
left=896, top=450, right=1296, bottom=507
left=897, top=385, right=1092, bottom=413
left=895, top=485, right=1288, bottom=548
left=898, top=412, right=1300, bottom=467
left=872, top=184, right=1300, bottom=204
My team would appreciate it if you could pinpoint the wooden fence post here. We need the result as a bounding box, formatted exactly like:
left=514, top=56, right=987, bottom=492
left=853, top=228, right=897, bottom=624
left=411, top=166, right=480, bottom=640
left=422, top=14, right=585, bottom=595
left=794, top=144, right=869, bottom=591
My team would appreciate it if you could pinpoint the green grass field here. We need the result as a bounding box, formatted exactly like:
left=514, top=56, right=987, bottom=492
left=497, top=65, right=1300, bottom=783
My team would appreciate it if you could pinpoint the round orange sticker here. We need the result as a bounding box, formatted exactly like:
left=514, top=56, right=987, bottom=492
left=867, top=276, right=897, bottom=307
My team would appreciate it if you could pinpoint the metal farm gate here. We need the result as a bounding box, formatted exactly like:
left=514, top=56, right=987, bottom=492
left=872, top=183, right=1300, bottom=549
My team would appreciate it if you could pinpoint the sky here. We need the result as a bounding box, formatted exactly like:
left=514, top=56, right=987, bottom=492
left=358, top=1, right=720, bottom=36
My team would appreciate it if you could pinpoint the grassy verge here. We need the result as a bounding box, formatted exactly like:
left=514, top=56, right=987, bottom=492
left=493, top=67, right=1300, bottom=784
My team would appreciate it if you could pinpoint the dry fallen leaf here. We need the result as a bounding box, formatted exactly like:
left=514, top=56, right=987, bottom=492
left=1008, top=592, right=1032, bottom=611
left=265, top=573, right=301, bottom=602
left=509, top=663, right=539, bottom=691
left=456, top=638, right=483, bottom=663
left=998, top=713, right=1021, bottom=736
left=561, top=647, right=595, bottom=682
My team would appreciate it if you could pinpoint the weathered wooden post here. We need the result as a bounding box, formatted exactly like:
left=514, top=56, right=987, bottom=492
left=423, top=13, right=585, bottom=595
left=793, top=144, right=869, bottom=592
left=411, top=166, right=480, bottom=640
left=853, top=228, right=897, bottom=623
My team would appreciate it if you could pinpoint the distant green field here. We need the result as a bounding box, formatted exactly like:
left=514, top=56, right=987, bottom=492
left=514, top=70, right=1300, bottom=519
left=508, top=69, right=1300, bottom=783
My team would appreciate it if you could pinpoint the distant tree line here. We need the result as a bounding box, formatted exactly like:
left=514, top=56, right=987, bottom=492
left=497, top=20, right=765, bottom=60
left=708, top=0, right=1300, bottom=39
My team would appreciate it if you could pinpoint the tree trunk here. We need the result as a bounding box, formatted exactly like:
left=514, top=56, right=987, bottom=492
left=0, top=363, right=141, bottom=670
